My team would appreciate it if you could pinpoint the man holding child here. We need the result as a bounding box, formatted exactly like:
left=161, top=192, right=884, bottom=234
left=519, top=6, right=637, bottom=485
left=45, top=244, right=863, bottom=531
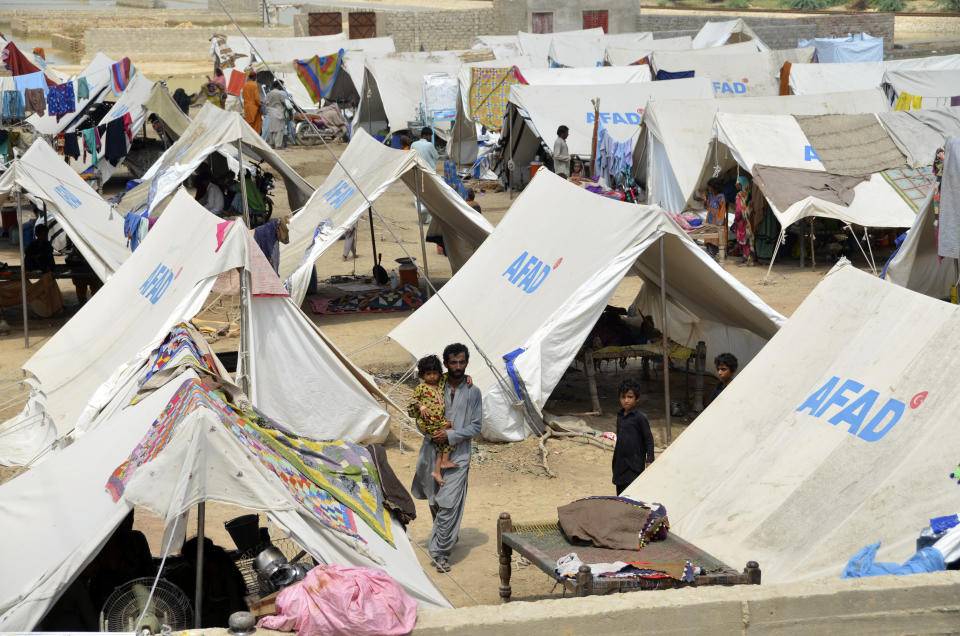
left=411, top=343, right=482, bottom=573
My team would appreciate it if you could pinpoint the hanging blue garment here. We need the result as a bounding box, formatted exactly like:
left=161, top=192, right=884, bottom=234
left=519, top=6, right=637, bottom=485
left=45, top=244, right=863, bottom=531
left=2, top=90, right=25, bottom=119
left=842, top=542, right=945, bottom=578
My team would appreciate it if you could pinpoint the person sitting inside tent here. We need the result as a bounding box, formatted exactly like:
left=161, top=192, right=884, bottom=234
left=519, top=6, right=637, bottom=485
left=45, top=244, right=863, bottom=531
left=710, top=352, right=739, bottom=405
left=177, top=536, right=248, bottom=627
left=612, top=378, right=654, bottom=496
left=24, top=223, right=55, bottom=273
left=88, top=511, right=155, bottom=611
left=465, top=188, right=481, bottom=214
left=703, top=177, right=726, bottom=258
left=64, top=239, right=102, bottom=304
left=195, top=173, right=226, bottom=215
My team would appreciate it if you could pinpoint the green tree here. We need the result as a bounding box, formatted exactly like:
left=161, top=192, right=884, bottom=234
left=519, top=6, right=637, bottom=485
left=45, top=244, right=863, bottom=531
left=873, top=0, right=905, bottom=10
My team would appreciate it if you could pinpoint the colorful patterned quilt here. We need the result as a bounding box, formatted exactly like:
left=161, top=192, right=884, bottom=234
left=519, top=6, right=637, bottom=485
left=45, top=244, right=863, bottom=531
left=469, top=66, right=518, bottom=131
left=309, top=284, right=424, bottom=315
left=107, top=377, right=392, bottom=545
left=295, top=50, right=344, bottom=103
left=140, top=323, right=219, bottom=387
left=882, top=165, right=936, bottom=212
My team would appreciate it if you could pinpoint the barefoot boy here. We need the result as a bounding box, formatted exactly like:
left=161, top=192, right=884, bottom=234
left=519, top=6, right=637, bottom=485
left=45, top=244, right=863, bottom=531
left=612, top=379, right=655, bottom=495
left=409, top=355, right=458, bottom=485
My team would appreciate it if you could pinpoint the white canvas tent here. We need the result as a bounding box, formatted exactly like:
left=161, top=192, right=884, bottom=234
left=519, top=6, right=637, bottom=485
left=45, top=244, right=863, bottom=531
left=713, top=111, right=916, bottom=229
left=651, top=47, right=814, bottom=98
left=354, top=57, right=459, bottom=136
left=0, top=139, right=129, bottom=282
left=498, top=77, right=714, bottom=186
left=116, top=103, right=314, bottom=216
left=788, top=54, right=960, bottom=95
left=624, top=261, right=960, bottom=583
left=226, top=33, right=346, bottom=65
left=390, top=170, right=784, bottom=441
left=799, top=33, right=883, bottom=63
left=517, top=28, right=606, bottom=64
left=0, top=362, right=448, bottom=631
left=515, top=65, right=652, bottom=86
left=642, top=89, right=891, bottom=213
left=547, top=36, right=605, bottom=68
left=279, top=129, right=492, bottom=305
left=603, top=35, right=695, bottom=66
left=692, top=19, right=768, bottom=51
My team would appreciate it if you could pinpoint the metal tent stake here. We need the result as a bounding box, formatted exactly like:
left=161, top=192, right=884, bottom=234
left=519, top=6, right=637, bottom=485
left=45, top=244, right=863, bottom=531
left=16, top=187, right=28, bottom=348
left=660, top=236, right=672, bottom=444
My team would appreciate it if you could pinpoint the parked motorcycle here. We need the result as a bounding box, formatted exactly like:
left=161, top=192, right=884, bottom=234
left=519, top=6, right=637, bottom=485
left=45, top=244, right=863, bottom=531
left=294, top=104, right=349, bottom=146
left=229, top=160, right=275, bottom=228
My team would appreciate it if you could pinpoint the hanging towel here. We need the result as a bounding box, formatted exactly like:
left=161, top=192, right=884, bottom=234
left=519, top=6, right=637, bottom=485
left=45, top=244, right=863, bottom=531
left=111, top=57, right=134, bottom=94
left=48, top=82, right=76, bottom=122
left=937, top=137, right=960, bottom=259
left=2, top=42, right=55, bottom=86
left=23, top=87, right=45, bottom=115
left=13, top=71, right=46, bottom=99
left=76, top=76, right=90, bottom=99
left=2, top=90, right=24, bottom=119
left=63, top=131, right=80, bottom=159
left=122, top=112, right=133, bottom=142
left=104, top=117, right=128, bottom=166
left=82, top=127, right=99, bottom=167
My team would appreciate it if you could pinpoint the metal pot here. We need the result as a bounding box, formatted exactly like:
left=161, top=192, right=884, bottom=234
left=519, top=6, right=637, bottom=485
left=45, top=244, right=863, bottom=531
left=253, top=546, right=287, bottom=580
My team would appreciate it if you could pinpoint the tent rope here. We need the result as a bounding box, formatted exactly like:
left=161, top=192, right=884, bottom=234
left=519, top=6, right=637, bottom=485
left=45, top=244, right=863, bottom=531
left=344, top=336, right=389, bottom=358
left=134, top=513, right=185, bottom=633
left=409, top=537, right=480, bottom=606
left=214, top=0, right=541, bottom=438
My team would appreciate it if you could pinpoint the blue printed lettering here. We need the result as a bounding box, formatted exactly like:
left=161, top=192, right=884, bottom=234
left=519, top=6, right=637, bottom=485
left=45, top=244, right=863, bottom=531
left=513, top=256, right=538, bottom=287
left=796, top=376, right=838, bottom=415
left=139, top=262, right=174, bottom=305
left=517, top=258, right=542, bottom=291
left=805, top=145, right=820, bottom=162
left=734, top=82, right=746, bottom=94
left=586, top=112, right=595, bottom=124
left=526, top=265, right=549, bottom=293
left=598, top=112, right=611, bottom=124
left=713, top=81, right=722, bottom=94
left=626, top=113, right=641, bottom=125
left=321, top=179, right=356, bottom=210
left=857, top=399, right=905, bottom=442
left=503, top=252, right=527, bottom=283
left=612, top=112, right=627, bottom=125
left=814, top=379, right=864, bottom=417
left=54, top=184, right=82, bottom=209
left=720, top=82, right=734, bottom=95
left=828, top=389, right=878, bottom=434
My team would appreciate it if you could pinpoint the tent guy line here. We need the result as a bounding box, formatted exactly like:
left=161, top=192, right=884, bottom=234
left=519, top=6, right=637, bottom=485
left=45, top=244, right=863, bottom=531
left=214, top=0, right=537, bottom=435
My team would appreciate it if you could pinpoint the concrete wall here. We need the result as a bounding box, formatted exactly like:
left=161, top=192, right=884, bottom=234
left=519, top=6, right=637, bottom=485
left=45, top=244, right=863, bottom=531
left=414, top=571, right=960, bottom=634
left=117, top=0, right=166, bottom=8
left=638, top=10, right=895, bottom=55
left=518, top=0, right=644, bottom=35
left=83, top=25, right=293, bottom=61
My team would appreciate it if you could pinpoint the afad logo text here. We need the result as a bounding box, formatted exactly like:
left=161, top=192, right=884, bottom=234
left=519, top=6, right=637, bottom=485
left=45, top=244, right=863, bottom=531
left=502, top=251, right=561, bottom=294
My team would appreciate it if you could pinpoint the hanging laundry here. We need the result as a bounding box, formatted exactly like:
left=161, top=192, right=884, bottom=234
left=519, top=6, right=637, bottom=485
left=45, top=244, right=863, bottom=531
left=110, top=57, right=135, bottom=94
left=56, top=132, right=65, bottom=155
left=63, top=131, right=81, bottom=159
left=2, top=42, right=55, bottom=87
left=0, top=130, right=8, bottom=162
left=6, top=131, right=20, bottom=161
left=122, top=112, right=134, bottom=142
left=13, top=71, right=46, bottom=99
left=76, top=76, right=90, bottom=100
left=593, top=124, right=635, bottom=187
left=123, top=212, right=148, bottom=251
left=104, top=117, right=128, bottom=166
left=295, top=49, right=344, bottom=103
left=48, top=82, right=76, bottom=122
left=895, top=92, right=923, bottom=111
left=226, top=69, right=245, bottom=96
left=82, top=127, right=100, bottom=167
left=23, top=87, right=45, bottom=116
left=2, top=90, right=25, bottom=119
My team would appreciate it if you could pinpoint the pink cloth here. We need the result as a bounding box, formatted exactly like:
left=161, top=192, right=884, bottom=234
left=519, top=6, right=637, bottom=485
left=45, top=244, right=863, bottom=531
left=257, top=564, right=418, bottom=636
left=215, top=220, right=234, bottom=252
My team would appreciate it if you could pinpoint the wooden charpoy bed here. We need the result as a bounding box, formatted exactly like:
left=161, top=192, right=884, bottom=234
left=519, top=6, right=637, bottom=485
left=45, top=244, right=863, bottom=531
left=496, top=512, right=760, bottom=601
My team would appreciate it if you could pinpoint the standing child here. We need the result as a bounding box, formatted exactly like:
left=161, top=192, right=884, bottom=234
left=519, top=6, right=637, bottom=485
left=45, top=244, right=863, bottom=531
left=611, top=379, right=655, bottom=496
left=409, top=355, right=458, bottom=485
left=710, top=352, right=739, bottom=404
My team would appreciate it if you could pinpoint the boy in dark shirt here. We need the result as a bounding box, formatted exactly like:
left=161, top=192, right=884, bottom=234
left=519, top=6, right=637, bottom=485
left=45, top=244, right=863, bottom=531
left=612, top=378, right=655, bottom=495
left=710, top=352, right=739, bottom=405
left=24, top=224, right=56, bottom=273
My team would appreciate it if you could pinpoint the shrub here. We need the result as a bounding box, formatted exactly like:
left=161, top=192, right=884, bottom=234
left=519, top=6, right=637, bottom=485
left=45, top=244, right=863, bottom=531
left=873, top=0, right=905, bottom=10
left=938, top=0, right=960, bottom=11
left=782, top=0, right=830, bottom=9
left=726, top=0, right=751, bottom=7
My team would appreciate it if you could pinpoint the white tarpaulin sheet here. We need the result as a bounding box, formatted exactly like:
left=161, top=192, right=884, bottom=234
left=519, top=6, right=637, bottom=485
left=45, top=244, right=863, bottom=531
left=652, top=48, right=814, bottom=98
left=518, top=28, right=605, bottom=64
left=623, top=262, right=960, bottom=583
left=279, top=129, right=492, bottom=305
left=515, top=65, right=652, bottom=86
left=509, top=77, right=713, bottom=157
left=247, top=295, right=391, bottom=443
left=878, top=107, right=960, bottom=168
left=390, top=170, right=783, bottom=441
left=643, top=90, right=891, bottom=212
left=604, top=36, right=693, bottom=66
left=118, top=103, right=314, bottom=216
left=799, top=33, right=883, bottom=63
left=692, top=19, right=768, bottom=51
left=0, top=191, right=247, bottom=460
left=227, top=33, right=346, bottom=64
left=716, top=112, right=916, bottom=228
left=788, top=54, right=960, bottom=95
left=882, top=69, right=960, bottom=108
left=548, top=36, right=604, bottom=68
left=0, top=139, right=128, bottom=282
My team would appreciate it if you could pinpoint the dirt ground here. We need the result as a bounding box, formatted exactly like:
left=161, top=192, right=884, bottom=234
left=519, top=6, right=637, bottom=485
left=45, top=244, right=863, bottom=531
left=0, top=111, right=871, bottom=610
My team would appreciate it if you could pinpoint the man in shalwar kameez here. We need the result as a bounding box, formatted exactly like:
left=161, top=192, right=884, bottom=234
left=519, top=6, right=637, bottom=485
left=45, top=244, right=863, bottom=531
left=410, top=343, right=482, bottom=572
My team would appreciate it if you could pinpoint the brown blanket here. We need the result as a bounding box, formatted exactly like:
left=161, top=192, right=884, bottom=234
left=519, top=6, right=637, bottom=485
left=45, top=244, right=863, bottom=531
left=558, top=497, right=668, bottom=550
left=366, top=443, right=417, bottom=527
left=752, top=165, right=868, bottom=213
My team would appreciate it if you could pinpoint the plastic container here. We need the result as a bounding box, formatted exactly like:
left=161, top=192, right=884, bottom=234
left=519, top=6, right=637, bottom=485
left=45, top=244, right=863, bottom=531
left=398, top=263, right=418, bottom=287
left=529, top=161, right=543, bottom=181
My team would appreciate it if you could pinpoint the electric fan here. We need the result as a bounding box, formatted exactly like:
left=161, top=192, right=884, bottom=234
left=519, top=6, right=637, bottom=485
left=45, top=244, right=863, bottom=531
left=99, top=577, right=192, bottom=633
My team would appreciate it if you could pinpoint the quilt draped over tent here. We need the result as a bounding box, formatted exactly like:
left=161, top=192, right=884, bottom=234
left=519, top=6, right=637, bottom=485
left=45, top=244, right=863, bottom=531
left=295, top=49, right=344, bottom=103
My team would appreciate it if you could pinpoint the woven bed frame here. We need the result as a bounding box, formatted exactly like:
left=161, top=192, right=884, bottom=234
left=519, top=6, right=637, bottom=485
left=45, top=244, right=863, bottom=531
left=496, top=512, right=760, bottom=601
